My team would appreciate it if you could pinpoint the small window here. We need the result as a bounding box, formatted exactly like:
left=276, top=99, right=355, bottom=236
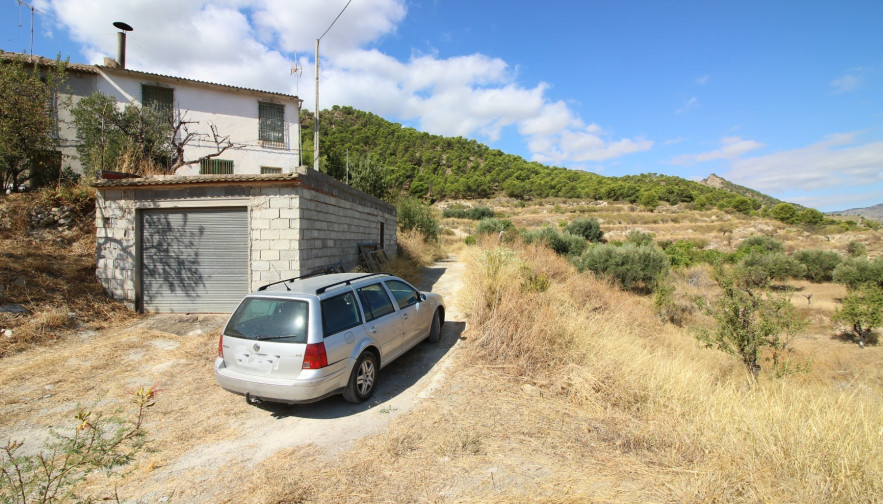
left=357, top=284, right=396, bottom=322
left=142, top=84, right=174, bottom=118
left=321, top=292, right=362, bottom=337
left=261, top=166, right=282, bottom=174
left=259, top=101, right=285, bottom=148
left=385, top=280, right=420, bottom=310
left=200, top=158, right=234, bottom=175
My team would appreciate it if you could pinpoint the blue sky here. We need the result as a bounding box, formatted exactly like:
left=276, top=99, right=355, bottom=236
left=2, top=0, right=881, bottom=211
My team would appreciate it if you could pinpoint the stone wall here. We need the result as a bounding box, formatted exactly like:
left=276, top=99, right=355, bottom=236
left=95, top=169, right=397, bottom=310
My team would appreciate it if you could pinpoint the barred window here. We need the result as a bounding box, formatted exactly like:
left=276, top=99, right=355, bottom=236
left=200, top=158, right=234, bottom=175
left=261, top=166, right=282, bottom=174
left=142, top=85, right=174, bottom=118
left=259, top=101, right=285, bottom=148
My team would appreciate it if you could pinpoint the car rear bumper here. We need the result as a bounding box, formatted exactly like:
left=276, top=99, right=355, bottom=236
left=214, top=357, right=349, bottom=404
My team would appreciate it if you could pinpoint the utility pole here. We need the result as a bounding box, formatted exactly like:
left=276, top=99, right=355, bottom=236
left=313, top=0, right=353, bottom=173
left=313, top=39, right=320, bottom=172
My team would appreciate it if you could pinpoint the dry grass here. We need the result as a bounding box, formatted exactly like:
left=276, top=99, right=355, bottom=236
left=0, top=190, right=134, bottom=357
left=455, top=240, right=882, bottom=503
left=386, top=230, right=448, bottom=285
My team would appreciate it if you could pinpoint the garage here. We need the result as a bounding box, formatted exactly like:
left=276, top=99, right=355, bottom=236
left=140, top=207, right=249, bottom=313
left=94, top=169, right=398, bottom=313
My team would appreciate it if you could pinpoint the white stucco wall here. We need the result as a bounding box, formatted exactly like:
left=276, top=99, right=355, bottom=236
left=57, top=67, right=301, bottom=176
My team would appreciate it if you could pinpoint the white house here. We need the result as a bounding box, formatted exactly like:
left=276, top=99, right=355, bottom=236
left=2, top=51, right=303, bottom=177
left=2, top=52, right=398, bottom=314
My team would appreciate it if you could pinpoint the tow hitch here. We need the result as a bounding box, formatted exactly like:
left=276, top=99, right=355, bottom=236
left=245, top=392, right=263, bottom=405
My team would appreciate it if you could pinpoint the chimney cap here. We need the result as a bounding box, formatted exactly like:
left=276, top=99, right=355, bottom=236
left=113, top=21, right=133, bottom=32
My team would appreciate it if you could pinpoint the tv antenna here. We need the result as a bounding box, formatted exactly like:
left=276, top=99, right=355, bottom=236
left=290, top=52, right=303, bottom=96
left=17, top=0, right=43, bottom=57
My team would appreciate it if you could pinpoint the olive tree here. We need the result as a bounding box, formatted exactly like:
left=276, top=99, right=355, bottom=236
left=696, top=266, right=805, bottom=378
left=832, top=285, right=883, bottom=348
left=0, top=54, right=68, bottom=190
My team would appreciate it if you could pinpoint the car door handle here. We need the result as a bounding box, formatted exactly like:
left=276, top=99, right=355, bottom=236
left=401, top=313, right=408, bottom=320
left=367, top=326, right=377, bottom=334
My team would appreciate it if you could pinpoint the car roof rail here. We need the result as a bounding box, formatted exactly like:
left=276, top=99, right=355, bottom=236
left=315, top=273, right=388, bottom=295
left=257, top=262, right=348, bottom=291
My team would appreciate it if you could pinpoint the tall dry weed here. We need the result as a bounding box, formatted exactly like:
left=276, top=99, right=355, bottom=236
left=460, top=240, right=883, bottom=503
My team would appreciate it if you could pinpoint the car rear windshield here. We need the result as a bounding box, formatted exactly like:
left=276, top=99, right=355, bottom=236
left=224, top=298, right=309, bottom=343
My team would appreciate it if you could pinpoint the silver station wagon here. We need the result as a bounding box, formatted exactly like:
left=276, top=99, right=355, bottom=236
left=214, top=273, right=445, bottom=404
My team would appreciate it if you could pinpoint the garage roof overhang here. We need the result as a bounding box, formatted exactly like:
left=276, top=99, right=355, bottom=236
left=92, top=173, right=304, bottom=190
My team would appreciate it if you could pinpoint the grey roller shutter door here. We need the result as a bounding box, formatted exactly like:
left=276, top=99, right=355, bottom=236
left=141, top=207, right=248, bottom=313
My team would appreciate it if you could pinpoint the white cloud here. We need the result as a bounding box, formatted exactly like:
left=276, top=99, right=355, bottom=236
left=830, top=69, right=863, bottom=94
left=47, top=0, right=651, bottom=166
left=725, top=132, right=883, bottom=193
left=675, top=96, right=699, bottom=114
left=696, top=75, right=709, bottom=85
left=670, top=136, right=764, bottom=165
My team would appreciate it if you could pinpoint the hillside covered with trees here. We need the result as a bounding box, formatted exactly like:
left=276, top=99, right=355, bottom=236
left=302, top=106, right=828, bottom=225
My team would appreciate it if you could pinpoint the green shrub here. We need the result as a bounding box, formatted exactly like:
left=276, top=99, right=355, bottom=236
left=522, top=227, right=587, bottom=256
left=738, top=251, right=806, bottom=287
left=663, top=240, right=700, bottom=268
left=442, top=206, right=494, bottom=220
left=574, top=243, right=670, bottom=293
left=793, top=249, right=842, bottom=282
left=563, top=218, right=604, bottom=242
left=847, top=241, right=868, bottom=258
left=397, top=197, right=439, bottom=241
left=738, top=235, right=784, bottom=254
left=833, top=257, right=883, bottom=290
left=733, top=235, right=785, bottom=262
left=626, top=230, right=654, bottom=247
left=475, top=217, right=514, bottom=235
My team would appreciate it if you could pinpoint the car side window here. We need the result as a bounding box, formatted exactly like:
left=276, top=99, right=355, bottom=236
left=356, top=283, right=396, bottom=322
left=385, top=280, right=420, bottom=310
left=321, top=292, right=362, bottom=337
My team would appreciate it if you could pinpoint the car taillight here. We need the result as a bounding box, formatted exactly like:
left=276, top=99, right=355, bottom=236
left=302, top=342, right=328, bottom=369
left=217, top=334, right=224, bottom=358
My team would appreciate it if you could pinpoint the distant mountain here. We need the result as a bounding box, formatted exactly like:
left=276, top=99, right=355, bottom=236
left=700, top=174, right=793, bottom=209
left=829, top=204, right=883, bottom=222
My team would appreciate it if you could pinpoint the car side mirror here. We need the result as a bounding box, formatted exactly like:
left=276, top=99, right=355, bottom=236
left=419, top=293, right=427, bottom=302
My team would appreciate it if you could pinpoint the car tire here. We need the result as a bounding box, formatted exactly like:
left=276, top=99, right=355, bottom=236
left=427, top=309, right=441, bottom=343
left=343, top=351, right=378, bottom=403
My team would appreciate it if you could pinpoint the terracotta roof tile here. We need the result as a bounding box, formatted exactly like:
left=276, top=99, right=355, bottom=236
left=93, top=173, right=302, bottom=188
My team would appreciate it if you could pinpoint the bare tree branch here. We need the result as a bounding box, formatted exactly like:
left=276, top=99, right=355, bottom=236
left=168, top=110, right=243, bottom=171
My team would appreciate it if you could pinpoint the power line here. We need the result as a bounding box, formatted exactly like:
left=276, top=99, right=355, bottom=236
left=319, top=0, right=352, bottom=41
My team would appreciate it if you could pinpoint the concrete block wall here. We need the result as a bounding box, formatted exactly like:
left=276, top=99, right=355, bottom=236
left=295, top=169, right=397, bottom=273
left=95, top=189, right=138, bottom=309
left=249, top=186, right=302, bottom=289
left=95, top=168, right=397, bottom=309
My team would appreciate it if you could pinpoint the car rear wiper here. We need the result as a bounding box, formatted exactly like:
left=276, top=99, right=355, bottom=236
left=254, top=335, right=302, bottom=341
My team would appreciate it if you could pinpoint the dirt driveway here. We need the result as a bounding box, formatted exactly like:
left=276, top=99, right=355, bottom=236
left=0, top=257, right=465, bottom=502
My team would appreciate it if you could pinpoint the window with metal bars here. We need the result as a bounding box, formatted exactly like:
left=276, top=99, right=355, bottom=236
left=261, top=166, right=282, bottom=174
left=258, top=101, right=285, bottom=148
left=142, top=84, right=174, bottom=118
left=199, top=158, right=234, bottom=175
